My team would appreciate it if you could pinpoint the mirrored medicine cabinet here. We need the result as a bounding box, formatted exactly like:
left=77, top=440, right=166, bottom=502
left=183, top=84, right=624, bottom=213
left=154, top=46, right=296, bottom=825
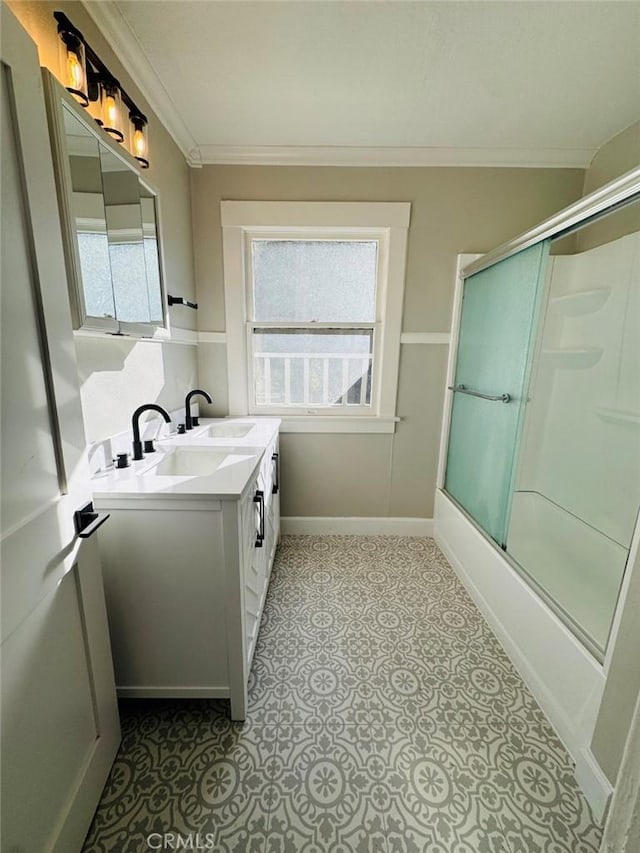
left=43, top=70, right=166, bottom=335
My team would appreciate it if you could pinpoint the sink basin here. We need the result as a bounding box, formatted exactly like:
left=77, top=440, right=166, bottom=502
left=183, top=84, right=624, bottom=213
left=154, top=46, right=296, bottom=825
left=149, top=448, right=254, bottom=477
left=205, top=422, right=254, bottom=438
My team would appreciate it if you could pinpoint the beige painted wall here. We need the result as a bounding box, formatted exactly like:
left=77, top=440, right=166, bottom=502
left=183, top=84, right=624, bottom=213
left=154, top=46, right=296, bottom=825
left=192, top=165, right=584, bottom=517
left=583, top=120, right=640, bottom=195
left=8, top=0, right=199, bottom=440
left=577, top=120, right=640, bottom=253
left=585, top=122, right=640, bottom=787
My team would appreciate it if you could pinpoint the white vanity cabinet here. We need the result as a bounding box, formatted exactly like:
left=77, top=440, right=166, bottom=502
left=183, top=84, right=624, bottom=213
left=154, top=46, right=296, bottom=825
left=93, top=432, right=280, bottom=720
left=262, top=434, right=281, bottom=577
left=242, top=434, right=280, bottom=669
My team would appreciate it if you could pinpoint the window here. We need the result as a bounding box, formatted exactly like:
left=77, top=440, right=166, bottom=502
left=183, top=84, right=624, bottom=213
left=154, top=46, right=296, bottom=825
left=222, top=202, right=410, bottom=432
left=252, top=239, right=376, bottom=409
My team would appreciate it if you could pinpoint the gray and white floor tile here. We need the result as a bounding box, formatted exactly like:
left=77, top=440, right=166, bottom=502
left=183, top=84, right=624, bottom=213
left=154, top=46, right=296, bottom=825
left=83, top=536, right=601, bottom=852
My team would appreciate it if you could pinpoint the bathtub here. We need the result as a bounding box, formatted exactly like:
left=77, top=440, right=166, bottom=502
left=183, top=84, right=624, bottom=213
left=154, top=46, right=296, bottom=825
left=434, top=488, right=611, bottom=818
left=506, top=490, right=628, bottom=652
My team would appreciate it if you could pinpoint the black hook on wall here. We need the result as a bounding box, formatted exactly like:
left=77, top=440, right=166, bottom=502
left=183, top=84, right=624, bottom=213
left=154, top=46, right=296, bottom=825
left=167, top=295, right=198, bottom=310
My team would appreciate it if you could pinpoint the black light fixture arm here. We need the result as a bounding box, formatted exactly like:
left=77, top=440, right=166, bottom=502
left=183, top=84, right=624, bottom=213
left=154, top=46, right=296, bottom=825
left=53, top=11, right=147, bottom=123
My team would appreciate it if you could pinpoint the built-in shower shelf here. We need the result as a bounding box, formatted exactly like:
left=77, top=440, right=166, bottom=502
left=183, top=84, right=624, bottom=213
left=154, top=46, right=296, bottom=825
left=541, top=347, right=603, bottom=369
left=595, top=407, right=640, bottom=427
left=550, top=287, right=610, bottom=317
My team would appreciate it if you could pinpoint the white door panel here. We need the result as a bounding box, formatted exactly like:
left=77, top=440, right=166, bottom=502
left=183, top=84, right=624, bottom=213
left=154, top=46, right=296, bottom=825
left=2, top=567, right=98, bottom=852
left=0, top=6, right=120, bottom=851
left=1, top=61, right=60, bottom=532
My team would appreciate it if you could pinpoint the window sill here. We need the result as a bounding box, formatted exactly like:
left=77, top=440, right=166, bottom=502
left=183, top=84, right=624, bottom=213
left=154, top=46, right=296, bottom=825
left=73, top=326, right=198, bottom=345
left=276, top=416, right=399, bottom=434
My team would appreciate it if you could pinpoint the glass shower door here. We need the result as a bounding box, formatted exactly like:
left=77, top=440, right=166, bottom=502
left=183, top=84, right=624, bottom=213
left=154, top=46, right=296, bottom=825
left=506, top=208, right=640, bottom=652
left=444, top=241, right=550, bottom=546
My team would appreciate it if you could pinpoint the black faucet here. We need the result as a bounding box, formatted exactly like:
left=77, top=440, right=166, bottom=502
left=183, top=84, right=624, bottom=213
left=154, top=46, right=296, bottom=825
left=131, top=404, right=172, bottom=461
left=185, top=389, right=212, bottom=431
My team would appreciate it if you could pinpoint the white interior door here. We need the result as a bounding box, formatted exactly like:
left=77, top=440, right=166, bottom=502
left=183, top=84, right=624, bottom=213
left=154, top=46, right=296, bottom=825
left=1, top=7, right=120, bottom=851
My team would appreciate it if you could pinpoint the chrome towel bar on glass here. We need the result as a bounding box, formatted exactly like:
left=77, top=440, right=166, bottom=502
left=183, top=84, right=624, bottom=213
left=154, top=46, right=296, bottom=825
left=448, top=384, right=511, bottom=403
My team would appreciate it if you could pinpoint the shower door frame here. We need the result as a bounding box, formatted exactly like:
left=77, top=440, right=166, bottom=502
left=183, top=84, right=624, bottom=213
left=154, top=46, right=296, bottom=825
left=462, top=166, right=640, bottom=278
left=437, top=165, right=640, bottom=653
left=434, top=166, right=640, bottom=820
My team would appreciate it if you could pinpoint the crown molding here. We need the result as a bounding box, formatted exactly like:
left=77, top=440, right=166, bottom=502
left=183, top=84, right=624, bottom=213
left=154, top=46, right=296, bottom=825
left=195, top=144, right=597, bottom=169
left=81, top=0, right=196, bottom=160
left=78, top=3, right=596, bottom=171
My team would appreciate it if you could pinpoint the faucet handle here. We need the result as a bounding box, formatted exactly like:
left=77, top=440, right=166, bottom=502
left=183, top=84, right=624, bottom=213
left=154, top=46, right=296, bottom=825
left=143, top=440, right=155, bottom=454
left=177, top=424, right=186, bottom=434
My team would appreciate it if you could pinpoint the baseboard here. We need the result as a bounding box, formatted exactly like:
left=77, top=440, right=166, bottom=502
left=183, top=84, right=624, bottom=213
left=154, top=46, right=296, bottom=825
left=116, top=686, right=229, bottom=699
left=575, top=747, right=614, bottom=823
left=281, top=516, right=434, bottom=536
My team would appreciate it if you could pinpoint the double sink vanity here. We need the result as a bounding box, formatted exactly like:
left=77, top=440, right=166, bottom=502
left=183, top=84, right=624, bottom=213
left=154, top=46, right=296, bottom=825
left=91, top=417, right=280, bottom=720
left=43, top=70, right=281, bottom=722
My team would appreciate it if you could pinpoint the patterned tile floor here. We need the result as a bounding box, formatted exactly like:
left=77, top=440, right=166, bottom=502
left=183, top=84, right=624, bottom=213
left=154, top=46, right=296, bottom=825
left=83, top=536, right=602, bottom=853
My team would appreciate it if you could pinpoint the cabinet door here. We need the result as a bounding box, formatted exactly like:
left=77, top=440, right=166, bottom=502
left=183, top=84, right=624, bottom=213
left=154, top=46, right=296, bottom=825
left=265, top=439, right=280, bottom=575
left=239, top=479, right=267, bottom=669
left=1, top=7, right=119, bottom=851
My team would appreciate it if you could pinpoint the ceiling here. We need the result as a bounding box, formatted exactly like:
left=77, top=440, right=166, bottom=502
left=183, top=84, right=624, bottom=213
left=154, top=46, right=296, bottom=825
left=84, top=1, right=640, bottom=168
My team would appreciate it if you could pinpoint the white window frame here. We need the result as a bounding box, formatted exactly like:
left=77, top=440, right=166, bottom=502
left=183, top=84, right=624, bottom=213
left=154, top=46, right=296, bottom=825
left=221, top=202, right=411, bottom=433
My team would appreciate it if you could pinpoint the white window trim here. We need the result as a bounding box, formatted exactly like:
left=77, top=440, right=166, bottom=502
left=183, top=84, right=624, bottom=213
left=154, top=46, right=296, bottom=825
left=221, top=201, right=410, bottom=432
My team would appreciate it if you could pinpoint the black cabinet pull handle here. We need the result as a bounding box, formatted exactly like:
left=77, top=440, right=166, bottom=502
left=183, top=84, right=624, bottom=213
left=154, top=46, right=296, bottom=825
left=253, top=489, right=265, bottom=548
left=272, top=452, right=279, bottom=494
left=74, top=501, right=110, bottom=539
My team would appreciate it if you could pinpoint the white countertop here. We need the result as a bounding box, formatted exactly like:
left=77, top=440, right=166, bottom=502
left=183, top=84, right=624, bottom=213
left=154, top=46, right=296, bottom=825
left=162, top=417, right=280, bottom=449
left=90, top=418, right=280, bottom=502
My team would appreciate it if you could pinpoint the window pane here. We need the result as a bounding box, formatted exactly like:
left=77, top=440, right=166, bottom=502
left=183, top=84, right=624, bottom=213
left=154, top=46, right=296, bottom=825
left=109, top=241, right=151, bottom=323
left=144, top=237, right=163, bottom=322
left=252, top=240, right=377, bottom=322
left=252, top=328, right=373, bottom=407
left=76, top=232, right=115, bottom=318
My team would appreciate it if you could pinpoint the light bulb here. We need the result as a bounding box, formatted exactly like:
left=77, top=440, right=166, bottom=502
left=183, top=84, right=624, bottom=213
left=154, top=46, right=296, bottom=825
left=133, top=128, right=147, bottom=159
left=130, top=113, right=149, bottom=166
left=105, top=95, right=117, bottom=125
left=58, top=27, right=88, bottom=106
left=67, top=51, right=84, bottom=91
left=101, top=84, right=124, bottom=141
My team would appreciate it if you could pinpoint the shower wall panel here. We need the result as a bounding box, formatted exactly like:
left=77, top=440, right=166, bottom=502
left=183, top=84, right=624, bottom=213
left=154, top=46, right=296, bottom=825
left=508, top=229, right=640, bottom=650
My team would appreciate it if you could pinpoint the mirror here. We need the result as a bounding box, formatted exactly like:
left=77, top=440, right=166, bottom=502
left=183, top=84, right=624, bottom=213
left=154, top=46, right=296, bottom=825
left=65, top=108, right=115, bottom=321
left=100, top=145, right=148, bottom=323
left=45, top=73, right=165, bottom=334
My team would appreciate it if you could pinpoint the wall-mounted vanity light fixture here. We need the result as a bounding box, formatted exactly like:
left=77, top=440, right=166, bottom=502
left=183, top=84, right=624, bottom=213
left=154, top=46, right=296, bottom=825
left=56, top=18, right=89, bottom=107
left=130, top=111, right=149, bottom=168
left=99, top=77, right=125, bottom=143
left=54, top=11, right=150, bottom=166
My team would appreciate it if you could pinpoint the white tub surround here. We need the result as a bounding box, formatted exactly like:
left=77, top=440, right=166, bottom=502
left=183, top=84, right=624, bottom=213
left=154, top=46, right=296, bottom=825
left=434, top=489, right=610, bottom=817
left=507, top=491, right=627, bottom=651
